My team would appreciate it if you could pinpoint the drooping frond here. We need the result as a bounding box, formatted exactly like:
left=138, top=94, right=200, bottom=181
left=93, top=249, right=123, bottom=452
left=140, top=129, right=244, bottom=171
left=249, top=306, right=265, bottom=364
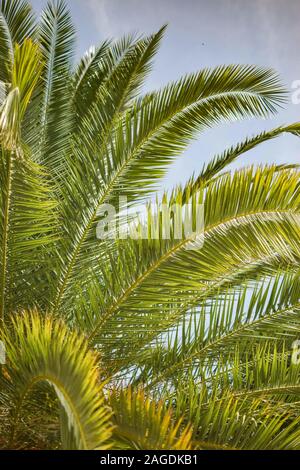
left=72, top=40, right=112, bottom=117
left=0, top=0, right=36, bottom=83
left=0, top=39, right=43, bottom=151
left=0, top=312, right=112, bottom=450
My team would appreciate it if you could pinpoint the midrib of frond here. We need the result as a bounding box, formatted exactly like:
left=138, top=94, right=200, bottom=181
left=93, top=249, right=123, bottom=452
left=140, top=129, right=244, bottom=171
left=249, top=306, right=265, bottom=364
left=10, top=374, right=88, bottom=450
left=88, top=208, right=296, bottom=343
left=38, top=19, right=58, bottom=153
left=0, top=149, right=12, bottom=325
left=234, top=383, right=300, bottom=399
left=146, top=299, right=300, bottom=389
left=52, top=88, right=286, bottom=315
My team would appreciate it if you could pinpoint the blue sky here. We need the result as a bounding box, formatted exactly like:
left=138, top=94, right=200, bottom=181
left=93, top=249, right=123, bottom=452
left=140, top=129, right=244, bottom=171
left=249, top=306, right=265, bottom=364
left=32, top=0, right=300, bottom=191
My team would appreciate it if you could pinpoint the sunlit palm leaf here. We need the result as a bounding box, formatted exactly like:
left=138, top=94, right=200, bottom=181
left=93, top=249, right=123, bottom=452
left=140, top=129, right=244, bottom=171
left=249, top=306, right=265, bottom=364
left=0, top=312, right=112, bottom=449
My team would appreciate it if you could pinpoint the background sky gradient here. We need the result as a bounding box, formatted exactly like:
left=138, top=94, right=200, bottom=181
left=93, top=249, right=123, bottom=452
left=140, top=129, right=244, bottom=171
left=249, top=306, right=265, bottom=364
left=32, top=0, right=300, bottom=191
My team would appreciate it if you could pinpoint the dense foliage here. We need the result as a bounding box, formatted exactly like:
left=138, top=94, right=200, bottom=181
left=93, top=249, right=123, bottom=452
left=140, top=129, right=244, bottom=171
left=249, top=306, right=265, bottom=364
left=1, top=0, right=300, bottom=450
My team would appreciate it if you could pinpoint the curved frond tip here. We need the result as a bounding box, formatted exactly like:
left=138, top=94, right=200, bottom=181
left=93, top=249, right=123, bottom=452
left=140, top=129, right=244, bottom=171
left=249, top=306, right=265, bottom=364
left=0, top=312, right=113, bottom=450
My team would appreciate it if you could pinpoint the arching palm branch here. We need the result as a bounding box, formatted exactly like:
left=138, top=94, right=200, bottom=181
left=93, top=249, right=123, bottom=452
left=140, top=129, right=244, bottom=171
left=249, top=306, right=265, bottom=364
left=1, top=0, right=300, bottom=450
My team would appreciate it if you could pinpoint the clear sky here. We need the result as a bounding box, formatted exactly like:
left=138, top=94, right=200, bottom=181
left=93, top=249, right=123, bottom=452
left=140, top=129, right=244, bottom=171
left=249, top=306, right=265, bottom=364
left=32, top=0, right=300, bottom=191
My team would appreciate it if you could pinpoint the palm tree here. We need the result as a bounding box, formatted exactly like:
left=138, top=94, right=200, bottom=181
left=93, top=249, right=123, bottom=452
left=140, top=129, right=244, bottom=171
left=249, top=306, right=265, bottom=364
left=1, top=0, right=300, bottom=450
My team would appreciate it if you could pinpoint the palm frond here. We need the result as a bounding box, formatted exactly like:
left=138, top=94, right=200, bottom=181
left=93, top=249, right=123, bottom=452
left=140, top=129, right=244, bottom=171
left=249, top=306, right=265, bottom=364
left=0, top=39, right=56, bottom=322
left=52, top=66, right=287, bottom=318
left=33, top=0, right=75, bottom=167
left=0, top=0, right=36, bottom=83
left=0, top=312, right=112, bottom=449
left=0, top=39, right=43, bottom=151
left=79, top=166, right=300, bottom=364
left=73, top=27, right=165, bottom=136
left=174, top=387, right=300, bottom=450
left=137, top=265, right=299, bottom=384
left=183, top=122, right=300, bottom=198
left=1, top=6, right=300, bottom=450
left=109, top=387, right=192, bottom=450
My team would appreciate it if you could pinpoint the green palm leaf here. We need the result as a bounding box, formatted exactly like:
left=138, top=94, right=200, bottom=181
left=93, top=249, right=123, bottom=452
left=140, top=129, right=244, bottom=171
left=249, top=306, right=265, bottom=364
left=1, top=0, right=300, bottom=450
left=0, top=38, right=57, bottom=322
left=0, top=312, right=112, bottom=449
left=32, top=0, right=75, bottom=167
left=82, top=166, right=300, bottom=363
left=0, top=0, right=36, bottom=83
left=109, top=387, right=192, bottom=450
left=184, top=122, right=300, bottom=196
